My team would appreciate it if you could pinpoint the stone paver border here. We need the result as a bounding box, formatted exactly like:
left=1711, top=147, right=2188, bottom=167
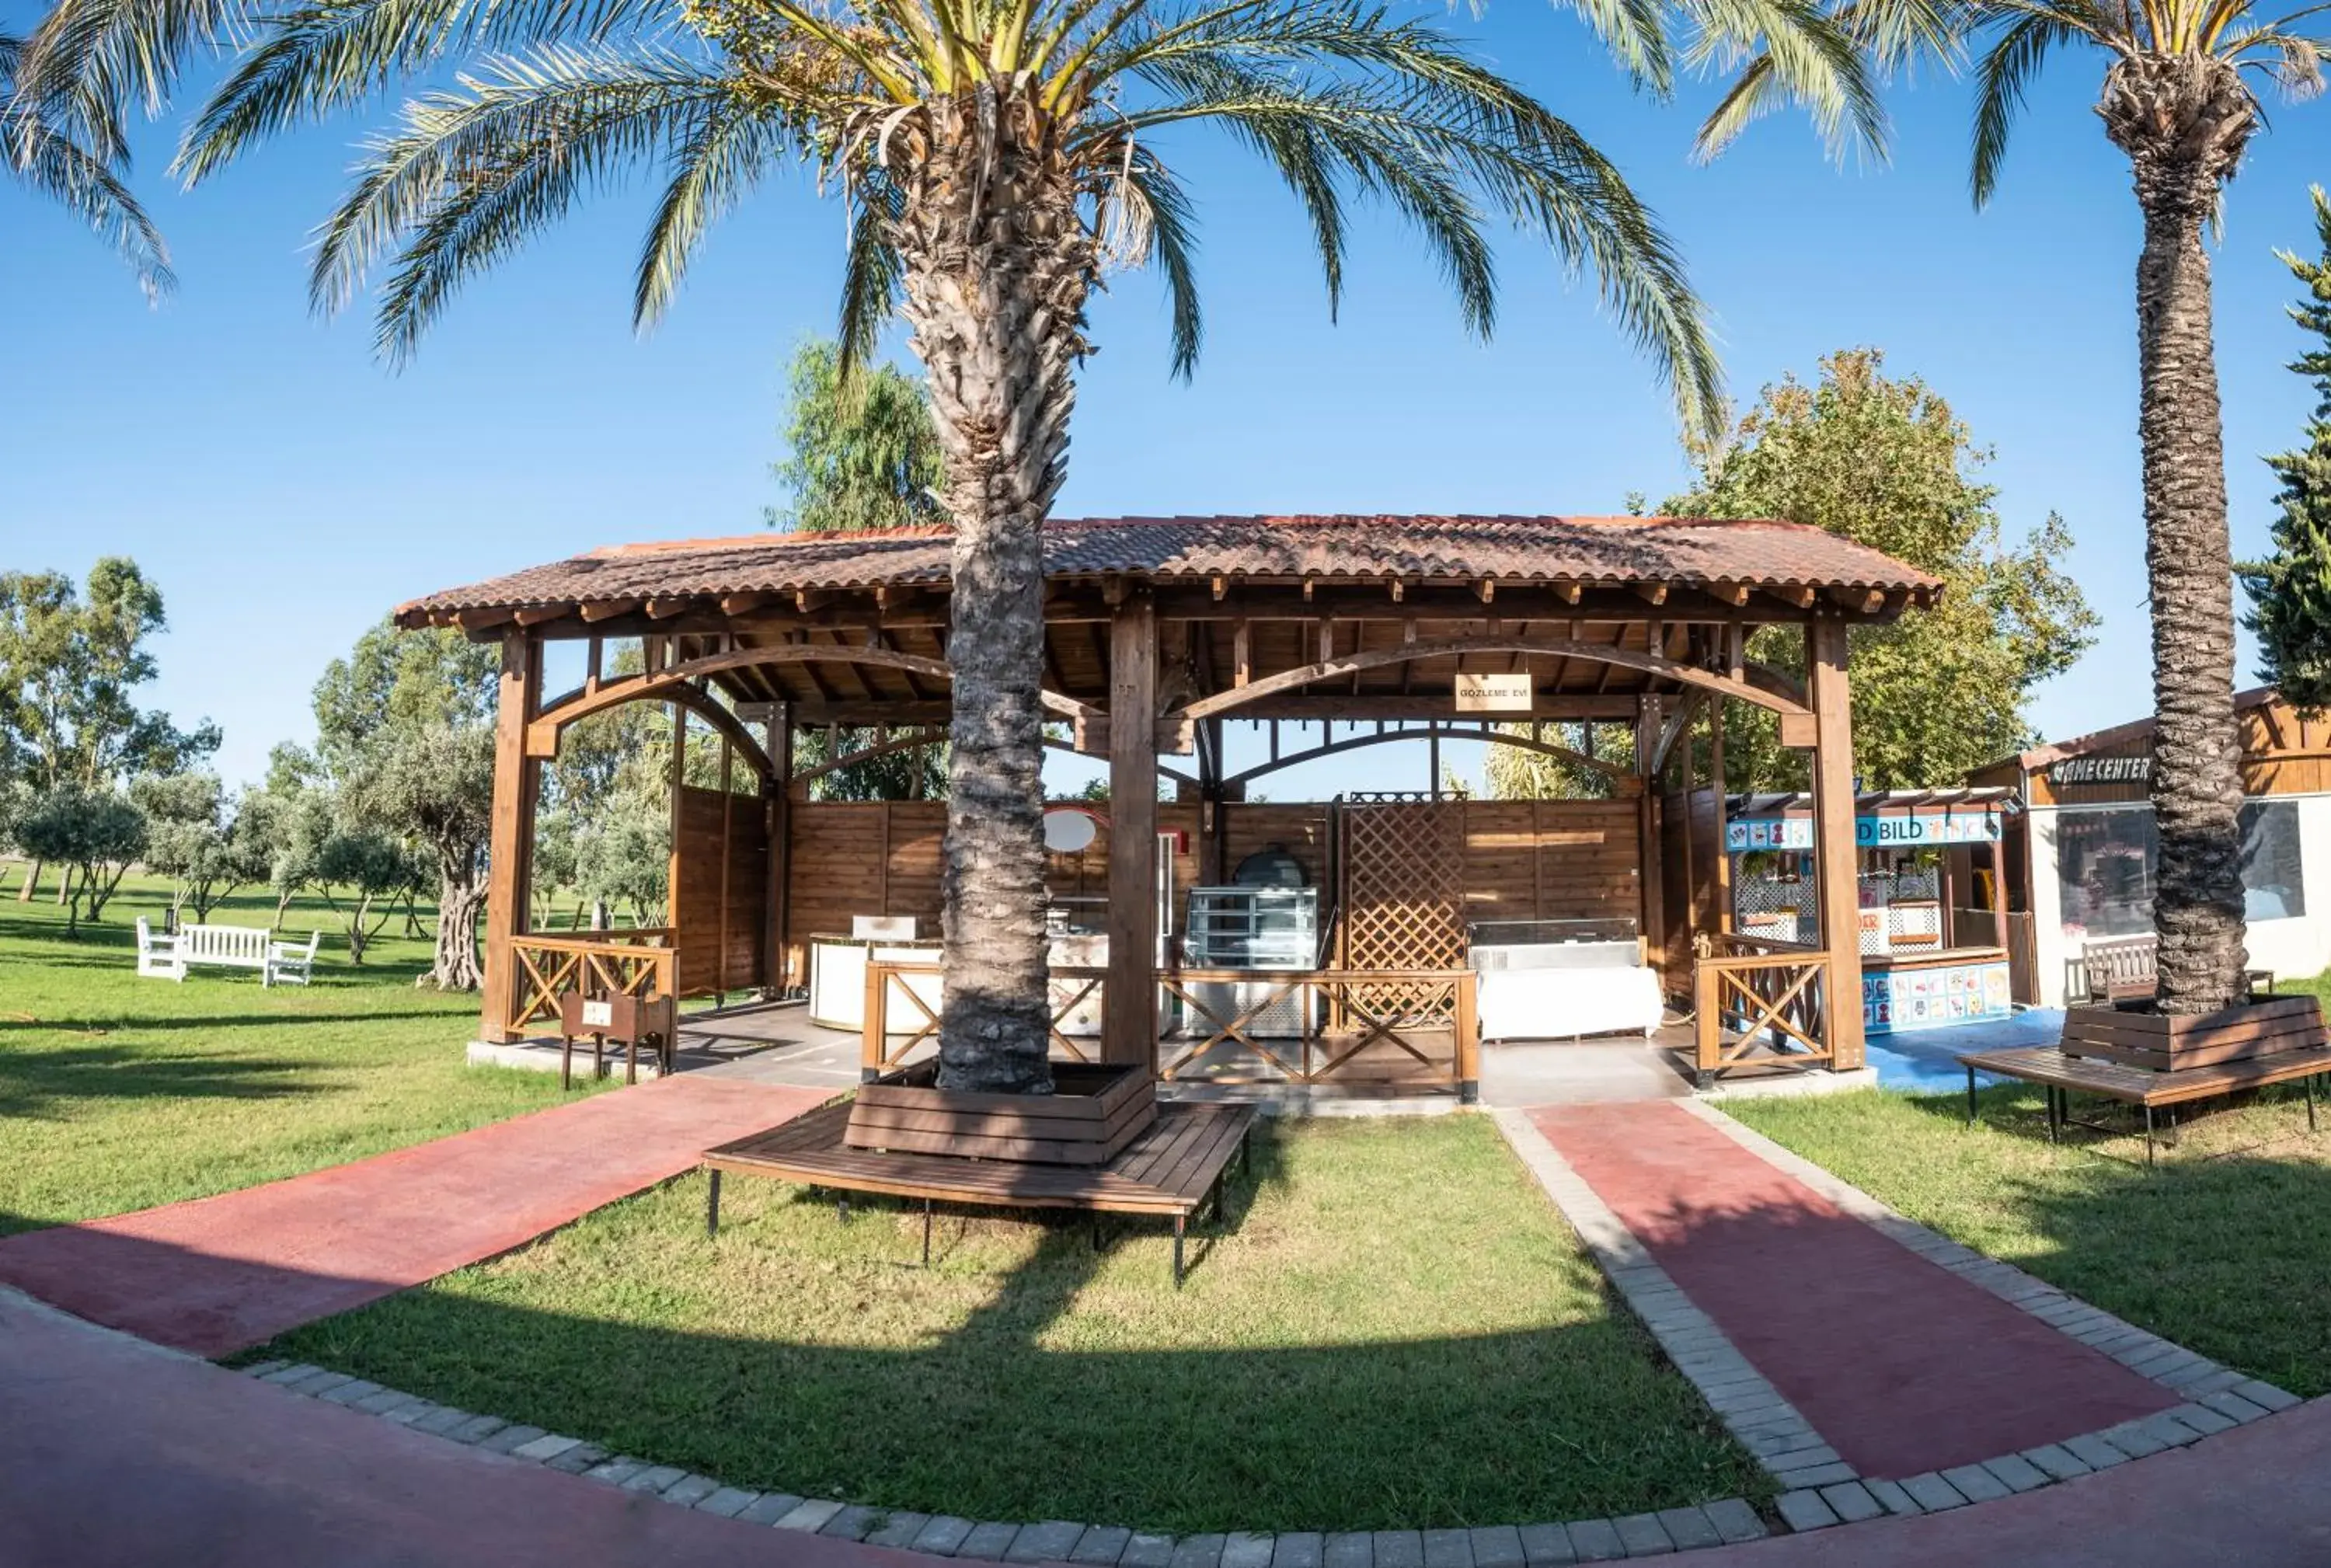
left=1489, top=1103, right=2303, bottom=1536
left=241, top=1357, right=1772, bottom=1561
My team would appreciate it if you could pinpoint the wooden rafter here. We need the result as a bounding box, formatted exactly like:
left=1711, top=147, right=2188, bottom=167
left=1172, top=632, right=1812, bottom=724
left=527, top=642, right=1100, bottom=757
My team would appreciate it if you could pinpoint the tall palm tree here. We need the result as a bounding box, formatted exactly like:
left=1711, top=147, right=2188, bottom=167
left=2, top=26, right=170, bottom=296
left=1922, top=0, right=2324, bottom=1012
left=21, top=0, right=1876, bottom=1092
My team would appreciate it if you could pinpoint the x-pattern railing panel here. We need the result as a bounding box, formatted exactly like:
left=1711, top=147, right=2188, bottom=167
left=859, top=961, right=1480, bottom=1091
left=510, top=936, right=675, bottom=1031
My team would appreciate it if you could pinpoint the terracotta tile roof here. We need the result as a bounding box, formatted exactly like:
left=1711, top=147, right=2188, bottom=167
left=395, top=514, right=1942, bottom=624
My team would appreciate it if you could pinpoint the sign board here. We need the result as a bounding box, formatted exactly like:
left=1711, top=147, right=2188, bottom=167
left=1858, top=812, right=2001, bottom=847
left=1726, top=810, right=2002, bottom=853
left=2047, top=754, right=2152, bottom=786
left=1727, top=817, right=1815, bottom=852
left=580, top=998, right=615, bottom=1029
left=1454, top=671, right=1533, bottom=713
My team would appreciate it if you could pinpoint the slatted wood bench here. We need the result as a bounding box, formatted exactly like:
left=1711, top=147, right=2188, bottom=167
left=1959, top=994, right=2331, bottom=1165
left=2080, top=933, right=2274, bottom=1006
left=702, top=1098, right=1259, bottom=1286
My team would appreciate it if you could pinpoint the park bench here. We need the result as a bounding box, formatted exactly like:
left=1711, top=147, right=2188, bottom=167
left=134, top=918, right=322, bottom=987
left=1959, top=993, right=2331, bottom=1166
left=2079, top=933, right=2273, bottom=1007
left=702, top=1098, right=1257, bottom=1287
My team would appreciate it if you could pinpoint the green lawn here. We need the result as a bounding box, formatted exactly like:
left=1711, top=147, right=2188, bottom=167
left=0, top=869, right=589, bottom=1236
left=1723, top=1076, right=2331, bottom=1397
left=257, top=1115, right=1767, bottom=1532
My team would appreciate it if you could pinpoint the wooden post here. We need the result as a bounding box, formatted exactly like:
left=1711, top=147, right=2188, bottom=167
left=716, top=739, right=734, bottom=1000
left=1807, top=617, right=1866, bottom=1071
left=1635, top=696, right=1663, bottom=958
left=479, top=633, right=542, bottom=1043
left=1991, top=836, right=2011, bottom=953
left=1709, top=698, right=1732, bottom=936
left=1455, top=967, right=1479, bottom=1103
left=767, top=713, right=793, bottom=989
left=1106, top=590, right=1160, bottom=1073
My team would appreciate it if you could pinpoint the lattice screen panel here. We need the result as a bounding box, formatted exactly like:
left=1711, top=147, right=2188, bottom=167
left=1339, top=800, right=1465, bottom=1020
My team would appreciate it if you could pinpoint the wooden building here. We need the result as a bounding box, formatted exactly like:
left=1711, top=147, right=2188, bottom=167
left=1970, top=688, right=2331, bottom=1006
left=395, top=515, right=1941, bottom=1089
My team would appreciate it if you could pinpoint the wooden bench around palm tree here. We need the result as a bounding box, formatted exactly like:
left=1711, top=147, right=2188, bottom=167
left=1959, top=995, right=2331, bottom=1166
left=2079, top=933, right=2274, bottom=1007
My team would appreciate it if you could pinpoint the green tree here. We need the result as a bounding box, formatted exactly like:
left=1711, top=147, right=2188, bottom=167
left=313, top=620, right=498, bottom=988
left=1666, top=349, right=2096, bottom=791
left=770, top=340, right=945, bottom=534
left=2241, top=189, right=2331, bottom=714
left=23, top=0, right=1903, bottom=1092
left=131, top=770, right=273, bottom=922
left=2, top=27, right=170, bottom=297
left=312, top=825, right=423, bottom=963
left=0, top=559, right=218, bottom=901
left=1858, top=0, right=2331, bottom=1012
left=14, top=786, right=147, bottom=932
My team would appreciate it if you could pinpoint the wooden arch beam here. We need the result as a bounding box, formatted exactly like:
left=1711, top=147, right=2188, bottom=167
left=1221, top=722, right=1639, bottom=793
left=790, top=725, right=949, bottom=787
left=667, top=684, right=775, bottom=780
left=1170, top=636, right=1813, bottom=723
left=788, top=727, right=1201, bottom=791
left=528, top=642, right=1099, bottom=756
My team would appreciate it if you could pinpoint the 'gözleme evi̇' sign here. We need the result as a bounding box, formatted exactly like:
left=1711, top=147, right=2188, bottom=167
left=1726, top=811, right=2003, bottom=852
left=1454, top=672, right=1533, bottom=713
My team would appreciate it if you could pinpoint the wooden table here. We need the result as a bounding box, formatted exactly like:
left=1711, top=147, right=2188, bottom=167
left=702, top=1099, right=1258, bottom=1286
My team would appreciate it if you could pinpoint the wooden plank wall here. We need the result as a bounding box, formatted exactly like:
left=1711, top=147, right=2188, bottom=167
left=782, top=797, right=1639, bottom=977
left=1458, top=801, right=1641, bottom=928
left=671, top=782, right=767, bottom=996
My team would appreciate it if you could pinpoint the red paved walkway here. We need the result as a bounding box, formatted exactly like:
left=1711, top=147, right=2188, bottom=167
left=0, top=1076, right=822, bottom=1357
left=1531, top=1102, right=2179, bottom=1479
left=7, top=1283, right=2328, bottom=1567
left=0, top=1287, right=931, bottom=1568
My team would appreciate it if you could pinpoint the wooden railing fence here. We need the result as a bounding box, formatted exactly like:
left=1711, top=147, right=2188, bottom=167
left=1692, top=931, right=1830, bottom=1080
left=508, top=931, right=677, bottom=1033
left=860, top=960, right=1480, bottom=1098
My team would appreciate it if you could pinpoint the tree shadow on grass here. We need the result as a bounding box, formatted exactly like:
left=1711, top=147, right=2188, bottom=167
left=1893, top=1080, right=2331, bottom=1395
left=10, top=1119, right=1756, bottom=1534
left=0, top=1044, right=326, bottom=1120
left=0, top=1012, right=469, bottom=1037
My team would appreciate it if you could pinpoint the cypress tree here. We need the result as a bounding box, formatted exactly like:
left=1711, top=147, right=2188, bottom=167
left=2241, top=188, right=2331, bottom=712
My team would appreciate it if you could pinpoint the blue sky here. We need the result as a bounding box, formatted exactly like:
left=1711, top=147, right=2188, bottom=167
left=5, top=3, right=2328, bottom=794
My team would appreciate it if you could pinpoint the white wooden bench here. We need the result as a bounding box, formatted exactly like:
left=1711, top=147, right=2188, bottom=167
left=134, top=919, right=322, bottom=987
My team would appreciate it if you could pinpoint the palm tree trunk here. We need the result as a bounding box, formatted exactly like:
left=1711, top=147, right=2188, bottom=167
left=2104, top=57, right=2257, bottom=1012
left=892, top=93, right=1093, bottom=1093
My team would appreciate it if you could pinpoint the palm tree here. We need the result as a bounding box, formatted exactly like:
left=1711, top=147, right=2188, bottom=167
left=1927, top=1, right=2325, bottom=1012
left=23, top=0, right=1883, bottom=1092
left=2, top=26, right=170, bottom=296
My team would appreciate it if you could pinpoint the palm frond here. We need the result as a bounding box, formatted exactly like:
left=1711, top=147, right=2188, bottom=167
left=1681, top=0, right=1888, bottom=162
left=175, top=0, right=667, bottom=184
left=16, top=0, right=245, bottom=142
left=632, top=89, right=795, bottom=326
left=837, top=169, right=906, bottom=375
left=1971, top=8, right=2077, bottom=205
left=1117, top=12, right=1721, bottom=433
left=1555, top=0, right=1677, bottom=93
left=308, top=44, right=737, bottom=357
left=2, top=27, right=173, bottom=298
left=1125, top=147, right=1201, bottom=378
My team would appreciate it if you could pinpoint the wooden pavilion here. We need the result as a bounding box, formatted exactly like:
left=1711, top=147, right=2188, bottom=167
left=396, top=515, right=1942, bottom=1091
